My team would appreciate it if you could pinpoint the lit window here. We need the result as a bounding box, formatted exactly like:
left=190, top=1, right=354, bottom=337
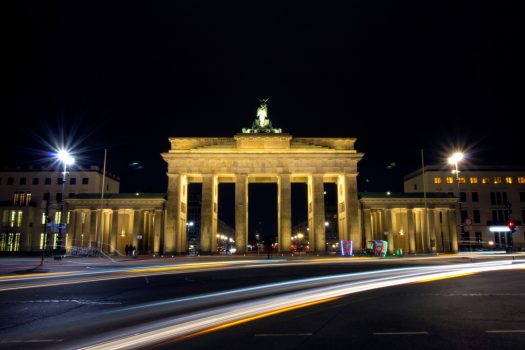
left=446, top=177, right=454, bottom=184
left=13, top=192, right=19, bottom=206
left=26, top=193, right=31, bottom=205
left=505, top=177, right=513, bottom=184
left=81, top=212, right=86, bottom=224
left=470, top=177, right=478, bottom=184
left=16, top=211, right=23, bottom=227
left=494, top=177, right=502, bottom=184
left=52, top=233, right=58, bottom=249
left=55, top=212, right=61, bottom=224
left=518, top=177, right=525, bottom=184
left=10, top=211, right=16, bottom=227
left=41, top=213, right=46, bottom=225
left=482, top=177, right=489, bottom=184
left=40, top=233, right=46, bottom=250
left=458, top=177, right=466, bottom=184
left=434, top=177, right=442, bottom=184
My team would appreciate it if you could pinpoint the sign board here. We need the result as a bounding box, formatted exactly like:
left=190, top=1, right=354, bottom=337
left=137, top=235, right=143, bottom=240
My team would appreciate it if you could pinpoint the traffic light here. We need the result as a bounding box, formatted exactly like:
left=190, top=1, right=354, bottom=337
left=507, top=219, right=517, bottom=233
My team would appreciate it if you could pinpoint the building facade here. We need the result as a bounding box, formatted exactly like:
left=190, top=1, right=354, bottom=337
left=404, top=165, right=525, bottom=251
left=0, top=165, right=119, bottom=253
left=360, top=193, right=458, bottom=253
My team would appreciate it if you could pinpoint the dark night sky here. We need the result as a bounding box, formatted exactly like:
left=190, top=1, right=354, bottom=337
left=6, top=1, right=525, bottom=198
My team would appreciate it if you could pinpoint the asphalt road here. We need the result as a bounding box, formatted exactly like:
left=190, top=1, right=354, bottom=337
left=0, top=256, right=523, bottom=349
left=155, top=269, right=525, bottom=350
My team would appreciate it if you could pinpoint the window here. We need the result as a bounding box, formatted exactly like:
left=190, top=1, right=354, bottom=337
left=496, top=192, right=502, bottom=205
left=475, top=232, right=482, bottom=243
left=469, top=177, right=478, bottom=184
left=490, top=192, right=496, bottom=205
left=520, top=192, right=525, bottom=202
left=518, top=177, right=525, bottom=184
left=81, top=212, right=86, bottom=224
left=460, top=192, right=467, bottom=202
left=32, top=177, right=39, bottom=185
left=434, top=177, right=442, bottom=184
left=522, top=210, right=525, bottom=222
left=57, top=178, right=64, bottom=185
left=82, top=178, right=89, bottom=185
left=43, top=192, right=50, bottom=201
left=446, top=177, right=454, bottom=184
left=458, top=177, right=466, bottom=184
left=506, top=177, right=513, bottom=184
left=461, top=210, right=468, bottom=222
left=472, top=192, right=479, bottom=202
left=502, top=192, right=507, bottom=203
left=56, top=193, right=63, bottom=202
left=39, top=233, right=47, bottom=250
left=20, top=177, right=27, bottom=185
left=494, top=177, right=502, bottom=184
left=41, top=213, right=46, bottom=225
left=45, top=177, right=51, bottom=185
left=13, top=193, right=19, bottom=206
left=482, top=177, right=489, bottom=184
left=16, top=211, right=23, bottom=227
left=413, top=184, right=417, bottom=190
left=55, top=212, right=61, bottom=224
left=473, top=210, right=481, bottom=223
left=7, top=177, right=14, bottom=185
left=0, top=233, right=21, bottom=252
left=70, top=177, right=76, bottom=185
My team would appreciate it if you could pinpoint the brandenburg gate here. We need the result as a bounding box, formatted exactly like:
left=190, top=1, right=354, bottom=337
left=161, top=101, right=364, bottom=254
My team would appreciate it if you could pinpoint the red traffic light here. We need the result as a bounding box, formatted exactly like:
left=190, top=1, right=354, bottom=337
left=507, top=219, right=517, bottom=232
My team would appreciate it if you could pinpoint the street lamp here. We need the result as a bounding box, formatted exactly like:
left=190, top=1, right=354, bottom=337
left=448, top=151, right=464, bottom=251
left=55, top=149, right=74, bottom=259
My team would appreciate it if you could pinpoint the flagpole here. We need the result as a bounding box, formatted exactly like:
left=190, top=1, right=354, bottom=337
left=421, top=149, right=431, bottom=253
left=97, top=149, right=107, bottom=255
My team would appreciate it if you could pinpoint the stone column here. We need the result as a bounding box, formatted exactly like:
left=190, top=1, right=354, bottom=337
left=165, top=174, right=187, bottom=254
left=345, top=174, right=361, bottom=249
left=434, top=210, right=443, bottom=252
left=68, top=210, right=77, bottom=248
left=200, top=175, right=218, bottom=254
left=132, top=209, right=141, bottom=251
left=235, top=174, right=248, bottom=253
left=154, top=209, right=162, bottom=254
left=407, top=209, right=416, bottom=253
left=337, top=174, right=360, bottom=246
left=308, top=174, right=325, bottom=252
left=90, top=210, right=98, bottom=249
left=278, top=174, right=292, bottom=252
left=428, top=209, right=436, bottom=252
left=110, top=209, right=118, bottom=254
left=364, top=209, right=373, bottom=244
left=441, top=210, right=451, bottom=252
left=385, top=209, right=394, bottom=253
left=448, top=209, right=459, bottom=252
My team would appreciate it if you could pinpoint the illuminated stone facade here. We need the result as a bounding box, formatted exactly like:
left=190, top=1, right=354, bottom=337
left=161, top=134, right=363, bottom=254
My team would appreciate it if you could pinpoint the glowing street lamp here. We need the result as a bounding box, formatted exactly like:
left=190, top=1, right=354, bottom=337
left=55, top=149, right=74, bottom=259
left=448, top=151, right=464, bottom=251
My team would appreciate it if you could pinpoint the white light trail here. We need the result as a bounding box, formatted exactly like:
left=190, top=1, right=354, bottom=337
left=78, top=260, right=525, bottom=350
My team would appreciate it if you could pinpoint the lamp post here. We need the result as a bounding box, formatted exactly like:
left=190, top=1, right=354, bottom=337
left=448, top=152, right=464, bottom=252
left=56, top=150, right=74, bottom=259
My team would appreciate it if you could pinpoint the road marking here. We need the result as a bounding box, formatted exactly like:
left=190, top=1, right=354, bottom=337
left=373, top=332, right=429, bottom=335
left=1, top=339, right=64, bottom=343
left=10, top=299, right=121, bottom=305
left=486, top=330, right=525, bottom=333
left=254, top=333, right=312, bottom=337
